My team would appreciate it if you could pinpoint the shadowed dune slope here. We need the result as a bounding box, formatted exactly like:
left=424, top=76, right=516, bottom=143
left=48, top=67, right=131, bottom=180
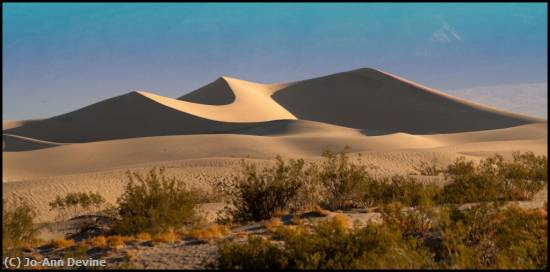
left=2, top=134, right=64, bottom=152
left=178, top=77, right=236, bottom=105
left=227, top=119, right=362, bottom=136
left=271, top=68, right=545, bottom=134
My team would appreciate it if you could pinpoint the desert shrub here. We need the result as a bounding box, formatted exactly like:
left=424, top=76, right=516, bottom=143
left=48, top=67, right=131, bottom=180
left=441, top=152, right=547, bottom=204
left=2, top=197, right=38, bottom=257
left=111, top=168, right=198, bottom=235
left=381, top=203, right=436, bottom=238
left=438, top=203, right=547, bottom=269
left=317, top=149, right=372, bottom=210
left=218, top=156, right=308, bottom=222
left=414, top=158, right=443, bottom=176
left=49, top=191, right=106, bottom=219
left=216, top=236, right=287, bottom=269
left=363, top=175, right=441, bottom=207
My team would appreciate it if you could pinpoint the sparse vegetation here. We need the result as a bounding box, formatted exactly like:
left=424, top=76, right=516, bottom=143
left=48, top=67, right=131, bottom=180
left=49, top=191, right=106, bottom=220
left=215, top=203, right=547, bottom=269
left=2, top=150, right=546, bottom=269
left=111, top=168, right=199, bottom=235
left=363, top=175, right=441, bottom=207
left=217, top=214, right=434, bottom=269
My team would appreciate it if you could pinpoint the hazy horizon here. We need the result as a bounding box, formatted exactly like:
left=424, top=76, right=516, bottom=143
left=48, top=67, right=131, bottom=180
left=3, top=3, right=548, bottom=120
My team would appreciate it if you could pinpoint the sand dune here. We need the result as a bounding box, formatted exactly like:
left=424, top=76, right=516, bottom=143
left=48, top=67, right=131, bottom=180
left=4, top=77, right=297, bottom=143
left=272, top=68, right=543, bottom=134
left=2, top=119, right=42, bottom=130
left=4, top=122, right=546, bottom=181
left=4, top=68, right=545, bottom=143
left=3, top=122, right=547, bottom=222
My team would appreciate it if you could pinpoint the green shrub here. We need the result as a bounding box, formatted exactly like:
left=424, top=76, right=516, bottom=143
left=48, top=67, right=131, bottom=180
left=317, top=149, right=371, bottom=210
left=2, top=197, right=38, bottom=257
left=112, top=168, right=198, bottom=235
left=363, top=175, right=441, bottom=207
left=219, top=156, right=308, bottom=222
left=441, top=152, right=547, bottom=204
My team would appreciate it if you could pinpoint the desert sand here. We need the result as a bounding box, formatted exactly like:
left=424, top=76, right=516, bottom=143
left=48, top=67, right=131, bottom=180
left=2, top=68, right=547, bottom=223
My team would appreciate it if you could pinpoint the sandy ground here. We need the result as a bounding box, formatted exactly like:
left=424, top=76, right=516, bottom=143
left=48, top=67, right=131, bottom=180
left=3, top=124, right=546, bottom=223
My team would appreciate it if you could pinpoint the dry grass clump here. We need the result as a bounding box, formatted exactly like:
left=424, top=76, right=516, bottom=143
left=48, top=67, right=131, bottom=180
left=188, top=224, right=230, bottom=241
left=330, top=214, right=350, bottom=230
left=136, top=232, right=152, bottom=241
left=264, top=218, right=283, bottom=231
left=49, top=238, right=75, bottom=249
left=90, top=236, right=107, bottom=248
left=153, top=228, right=179, bottom=244
left=107, top=235, right=125, bottom=249
left=124, top=249, right=137, bottom=260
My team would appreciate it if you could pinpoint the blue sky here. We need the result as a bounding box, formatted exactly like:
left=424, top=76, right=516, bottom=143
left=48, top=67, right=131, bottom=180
left=3, top=3, right=547, bottom=119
